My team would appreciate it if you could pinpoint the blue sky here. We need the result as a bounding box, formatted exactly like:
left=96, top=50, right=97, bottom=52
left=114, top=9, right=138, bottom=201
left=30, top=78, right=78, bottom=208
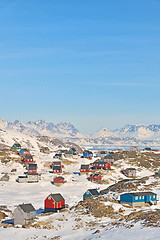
left=0, top=0, right=160, bottom=134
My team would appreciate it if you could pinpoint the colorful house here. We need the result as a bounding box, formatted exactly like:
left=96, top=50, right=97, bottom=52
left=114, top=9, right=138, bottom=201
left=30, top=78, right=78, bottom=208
left=11, top=143, right=21, bottom=151
left=120, top=192, right=157, bottom=207
left=83, top=189, right=100, bottom=200
left=80, top=164, right=90, bottom=173
left=44, top=193, right=65, bottom=212
left=89, top=173, right=102, bottom=182
left=53, top=176, right=66, bottom=186
left=83, top=150, right=93, bottom=158
left=22, top=155, right=33, bottom=165
left=19, top=149, right=30, bottom=155
left=14, top=203, right=36, bottom=225
left=52, top=165, right=62, bottom=173
left=27, top=163, right=37, bottom=174
left=92, top=160, right=111, bottom=170
left=124, top=168, right=136, bottom=177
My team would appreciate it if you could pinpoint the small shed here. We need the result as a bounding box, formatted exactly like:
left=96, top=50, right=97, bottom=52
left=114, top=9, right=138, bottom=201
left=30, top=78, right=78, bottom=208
left=53, top=176, right=66, bottom=186
left=55, top=153, right=63, bottom=159
left=80, top=164, right=90, bottom=173
left=64, top=150, right=73, bottom=159
left=11, top=143, right=21, bottom=151
left=14, top=203, right=36, bottom=225
left=120, top=192, right=157, bottom=207
left=125, top=168, right=136, bottom=177
left=83, top=189, right=99, bottom=200
left=44, top=193, right=65, bottom=212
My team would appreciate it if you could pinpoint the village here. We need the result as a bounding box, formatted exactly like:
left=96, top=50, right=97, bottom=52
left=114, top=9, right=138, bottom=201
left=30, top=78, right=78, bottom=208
left=0, top=132, right=160, bottom=239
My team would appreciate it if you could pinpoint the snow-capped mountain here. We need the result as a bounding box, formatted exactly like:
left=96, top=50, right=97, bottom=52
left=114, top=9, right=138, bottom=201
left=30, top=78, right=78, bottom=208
left=1, top=119, right=160, bottom=145
left=0, top=119, right=85, bottom=140
left=114, top=124, right=160, bottom=140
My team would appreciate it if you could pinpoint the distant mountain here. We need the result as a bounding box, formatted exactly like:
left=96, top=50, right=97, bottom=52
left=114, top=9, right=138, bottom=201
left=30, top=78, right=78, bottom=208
left=0, top=119, right=85, bottom=140
left=1, top=119, right=160, bottom=145
left=114, top=124, right=160, bottom=140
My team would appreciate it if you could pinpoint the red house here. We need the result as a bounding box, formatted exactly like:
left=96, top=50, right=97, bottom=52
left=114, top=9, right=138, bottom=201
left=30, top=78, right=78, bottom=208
left=92, top=161, right=111, bottom=170
left=80, top=164, right=90, bottom=173
left=52, top=165, right=62, bottom=173
left=89, top=173, right=102, bottom=182
left=52, top=161, right=64, bottom=169
left=53, top=176, right=66, bottom=185
left=22, top=155, right=33, bottom=163
left=28, top=163, right=37, bottom=174
left=44, top=193, right=65, bottom=212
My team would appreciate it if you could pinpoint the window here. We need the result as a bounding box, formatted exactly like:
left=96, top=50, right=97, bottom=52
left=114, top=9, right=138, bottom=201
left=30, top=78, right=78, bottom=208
left=142, top=196, right=144, bottom=199
left=135, top=196, right=138, bottom=200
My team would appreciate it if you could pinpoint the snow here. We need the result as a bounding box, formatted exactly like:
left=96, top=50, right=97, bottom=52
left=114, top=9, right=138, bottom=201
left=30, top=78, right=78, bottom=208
left=0, top=129, right=160, bottom=239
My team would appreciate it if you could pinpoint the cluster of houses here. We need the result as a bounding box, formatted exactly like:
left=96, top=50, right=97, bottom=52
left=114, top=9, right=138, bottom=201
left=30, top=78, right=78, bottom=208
left=9, top=144, right=159, bottom=227
left=13, top=188, right=158, bottom=226
left=11, top=143, right=41, bottom=183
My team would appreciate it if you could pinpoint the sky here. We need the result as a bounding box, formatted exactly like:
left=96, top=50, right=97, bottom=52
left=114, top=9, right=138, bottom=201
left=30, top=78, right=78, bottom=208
left=0, top=0, right=160, bottom=134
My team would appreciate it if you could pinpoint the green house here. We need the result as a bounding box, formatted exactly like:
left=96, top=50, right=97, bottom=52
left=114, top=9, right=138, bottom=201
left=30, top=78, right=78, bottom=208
left=11, top=143, right=21, bottom=150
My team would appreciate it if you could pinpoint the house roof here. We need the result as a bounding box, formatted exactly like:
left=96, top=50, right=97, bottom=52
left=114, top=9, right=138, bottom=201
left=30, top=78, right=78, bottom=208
left=125, top=168, right=136, bottom=171
left=24, top=155, right=33, bottom=159
left=65, top=151, right=73, bottom=154
left=52, top=161, right=61, bottom=165
left=88, top=189, right=99, bottom=196
left=27, top=173, right=38, bottom=175
left=81, top=164, right=90, bottom=169
left=122, top=192, right=156, bottom=197
left=50, top=193, right=65, bottom=202
left=53, top=166, right=61, bottom=170
left=104, top=155, right=113, bottom=159
left=28, top=164, right=37, bottom=170
left=19, top=203, right=36, bottom=213
left=13, top=143, right=21, bottom=147
left=55, top=176, right=64, bottom=180
left=93, top=161, right=106, bottom=164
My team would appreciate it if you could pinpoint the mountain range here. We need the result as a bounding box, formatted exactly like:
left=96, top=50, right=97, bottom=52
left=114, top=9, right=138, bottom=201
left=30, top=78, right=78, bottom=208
left=1, top=119, right=160, bottom=145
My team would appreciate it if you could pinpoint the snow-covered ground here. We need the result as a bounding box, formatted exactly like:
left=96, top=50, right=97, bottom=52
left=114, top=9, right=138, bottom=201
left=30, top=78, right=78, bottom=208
left=0, top=129, right=160, bottom=239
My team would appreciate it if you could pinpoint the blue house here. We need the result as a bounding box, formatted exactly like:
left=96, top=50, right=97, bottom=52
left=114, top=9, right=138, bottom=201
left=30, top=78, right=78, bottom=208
left=83, top=189, right=99, bottom=200
left=120, top=192, right=157, bottom=207
left=83, top=150, right=93, bottom=158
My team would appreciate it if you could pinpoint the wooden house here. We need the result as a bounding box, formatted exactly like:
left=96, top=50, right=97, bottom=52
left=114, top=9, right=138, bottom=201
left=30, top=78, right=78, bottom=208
left=52, top=165, right=62, bottom=173
left=83, top=150, right=93, bottom=158
left=44, top=193, right=65, bottom=212
left=70, top=147, right=77, bottom=155
left=19, top=149, right=30, bottom=155
left=125, top=168, right=136, bottom=177
left=27, top=163, right=37, bottom=174
left=17, top=173, right=40, bottom=183
left=14, top=203, right=36, bottom=225
left=83, top=189, right=99, bottom=200
left=22, top=155, right=33, bottom=165
left=120, top=192, right=157, bottom=207
left=11, top=143, right=21, bottom=151
left=80, top=164, right=90, bottom=173
left=92, top=160, right=111, bottom=170
left=89, top=173, right=102, bottom=182
left=53, top=176, right=66, bottom=186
